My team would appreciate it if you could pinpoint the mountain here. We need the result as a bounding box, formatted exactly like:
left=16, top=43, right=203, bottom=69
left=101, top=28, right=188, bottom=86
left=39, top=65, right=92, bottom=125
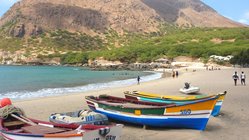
left=0, top=0, right=244, bottom=37
left=0, top=0, right=247, bottom=65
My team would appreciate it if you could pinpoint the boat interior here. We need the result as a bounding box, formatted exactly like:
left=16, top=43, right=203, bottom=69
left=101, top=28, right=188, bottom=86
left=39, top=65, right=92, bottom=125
left=1, top=115, right=78, bottom=135
left=1, top=114, right=108, bottom=136
left=87, top=95, right=176, bottom=108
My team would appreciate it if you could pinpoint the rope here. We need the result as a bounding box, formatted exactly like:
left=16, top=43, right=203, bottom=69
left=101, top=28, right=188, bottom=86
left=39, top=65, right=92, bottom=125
left=0, top=105, right=24, bottom=119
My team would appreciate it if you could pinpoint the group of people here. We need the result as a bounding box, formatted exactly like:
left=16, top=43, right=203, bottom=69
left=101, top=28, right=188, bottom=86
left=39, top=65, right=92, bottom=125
left=233, top=71, right=246, bottom=86
left=172, top=70, right=179, bottom=78
left=137, top=70, right=179, bottom=85
left=137, top=70, right=246, bottom=86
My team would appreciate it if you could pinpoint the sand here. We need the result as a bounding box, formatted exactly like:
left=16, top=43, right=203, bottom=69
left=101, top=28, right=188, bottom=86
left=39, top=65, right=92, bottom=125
left=9, top=68, right=249, bottom=140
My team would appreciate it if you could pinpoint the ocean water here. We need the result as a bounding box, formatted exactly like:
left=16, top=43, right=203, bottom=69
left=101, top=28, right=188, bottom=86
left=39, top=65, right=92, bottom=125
left=0, top=65, right=161, bottom=100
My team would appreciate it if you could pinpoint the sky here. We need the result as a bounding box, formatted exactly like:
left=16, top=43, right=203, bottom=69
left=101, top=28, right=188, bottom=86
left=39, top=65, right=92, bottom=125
left=202, top=0, right=249, bottom=25
left=0, top=0, right=249, bottom=25
left=0, top=0, right=19, bottom=17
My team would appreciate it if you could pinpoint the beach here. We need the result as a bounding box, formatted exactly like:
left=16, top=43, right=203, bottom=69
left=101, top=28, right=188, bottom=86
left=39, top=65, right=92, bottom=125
left=11, top=68, right=249, bottom=140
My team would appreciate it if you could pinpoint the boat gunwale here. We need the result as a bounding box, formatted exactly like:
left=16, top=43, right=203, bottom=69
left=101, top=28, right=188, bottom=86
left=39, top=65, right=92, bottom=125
left=85, top=95, right=219, bottom=109
left=124, top=91, right=226, bottom=102
left=0, top=117, right=117, bottom=138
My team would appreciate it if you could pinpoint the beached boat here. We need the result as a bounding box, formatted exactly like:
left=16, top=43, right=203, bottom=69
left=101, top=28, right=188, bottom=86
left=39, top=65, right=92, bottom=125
left=49, top=110, right=109, bottom=125
left=85, top=94, right=218, bottom=130
left=179, top=83, right=200, bottom=94
left=124, top=91, right=226, bottom=117
left=0, top=105, right=123, bottom=140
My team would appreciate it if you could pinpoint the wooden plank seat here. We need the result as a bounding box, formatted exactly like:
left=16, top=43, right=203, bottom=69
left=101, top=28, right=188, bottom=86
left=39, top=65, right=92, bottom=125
left=21, top=125, right=67, bottom=135
left=3, top=120, right=25, bottom=127
left=10, top=129, right=24, bottom=133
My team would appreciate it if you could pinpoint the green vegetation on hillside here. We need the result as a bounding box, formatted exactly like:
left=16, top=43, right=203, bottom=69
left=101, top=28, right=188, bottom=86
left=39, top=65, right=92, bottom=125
left=230, top=49, right=249, bottom=66
left=1, top=26, right=249, bottom=65
left=60, top=52, right=88, bottom=64
left=40, top=30, right=104, bottom=51
left=83, top=27, right=249, bottom=64
left=0, top=29, right=104, bottom=52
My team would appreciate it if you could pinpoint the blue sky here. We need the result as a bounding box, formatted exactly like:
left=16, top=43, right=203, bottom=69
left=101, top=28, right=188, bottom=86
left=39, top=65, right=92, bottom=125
left=0, top=0, right=19, bottom=17
left=0, top=0, right=249, bottom=25
left=202, top=0, right=249, bottom=25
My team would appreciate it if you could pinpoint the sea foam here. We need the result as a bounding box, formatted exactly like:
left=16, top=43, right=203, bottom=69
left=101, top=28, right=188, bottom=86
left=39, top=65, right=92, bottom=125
left=1, top=72, right=162, bottom=100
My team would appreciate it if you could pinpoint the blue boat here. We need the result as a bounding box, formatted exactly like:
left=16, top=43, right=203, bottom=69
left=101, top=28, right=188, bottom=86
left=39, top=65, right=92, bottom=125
left=85, top=95, right=218, bottom=130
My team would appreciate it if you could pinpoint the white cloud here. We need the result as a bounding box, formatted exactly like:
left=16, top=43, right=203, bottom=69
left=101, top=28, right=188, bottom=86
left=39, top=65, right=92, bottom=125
left=238, top=19, right=248, bottom=24
left=244, top=11, right=249, bottom=19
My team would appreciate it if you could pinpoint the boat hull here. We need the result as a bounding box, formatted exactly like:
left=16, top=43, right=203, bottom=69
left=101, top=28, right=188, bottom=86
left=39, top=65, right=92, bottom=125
left=0, top=115, right=123, bottom=140
left=1, top=133, right=81, bottom=140
left=92, top=107, right=209, bottom=130
left=211, top=100, right=223, bottom=116
left=125, top=92, right=226, bottom=117
left=86, top=95, right=218, bottom=131
left=1, top=124, right=123, bottom=140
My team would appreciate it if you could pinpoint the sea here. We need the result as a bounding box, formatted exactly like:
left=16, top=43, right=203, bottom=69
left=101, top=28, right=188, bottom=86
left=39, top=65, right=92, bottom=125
left=0, top=65, right=162, bottom=100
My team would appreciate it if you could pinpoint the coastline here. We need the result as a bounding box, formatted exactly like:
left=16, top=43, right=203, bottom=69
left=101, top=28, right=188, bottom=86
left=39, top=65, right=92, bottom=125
left=7, top=68, right=249, bottom=140
left=0, top=68, right=162, bottom=101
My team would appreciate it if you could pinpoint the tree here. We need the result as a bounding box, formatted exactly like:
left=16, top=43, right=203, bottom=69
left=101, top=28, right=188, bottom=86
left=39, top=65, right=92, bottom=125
left=230, top=49, right=249, bottom=67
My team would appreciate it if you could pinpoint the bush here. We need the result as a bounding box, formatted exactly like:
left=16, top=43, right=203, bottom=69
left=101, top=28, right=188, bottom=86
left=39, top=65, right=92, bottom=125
left=230, top=49, right=249, bottom=67
left=61, top=52, right=89, bottom=64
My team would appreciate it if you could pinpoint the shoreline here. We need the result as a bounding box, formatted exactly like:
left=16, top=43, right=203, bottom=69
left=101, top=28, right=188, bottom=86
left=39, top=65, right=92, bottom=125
left=6, top=67, right=249, bottom=140
left=10, top=66, right=229, bottom=103
left=1, top=68, right=163, bottom=101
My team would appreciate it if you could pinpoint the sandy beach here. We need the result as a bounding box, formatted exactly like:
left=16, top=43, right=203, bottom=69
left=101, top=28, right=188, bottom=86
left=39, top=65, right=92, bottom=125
left=10, top=68, right=249, bottom=140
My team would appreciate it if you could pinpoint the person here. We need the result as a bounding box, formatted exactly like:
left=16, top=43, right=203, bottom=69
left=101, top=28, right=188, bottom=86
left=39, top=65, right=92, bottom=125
left=175, top=71, right=179, bottom=78
left=184, top=82, right=190, bottom=89
left=232, top=71, right=239, bottom=86
left=137, top=76, right=140, bottom=85
left=241, top=71, right=246, bottom=85
left=172, top=71, right=175, bottom=78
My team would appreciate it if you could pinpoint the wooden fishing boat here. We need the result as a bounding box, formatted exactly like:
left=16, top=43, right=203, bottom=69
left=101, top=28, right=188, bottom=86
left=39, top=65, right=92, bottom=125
left=124, top=91, right=227, bottom=117
left=0, top=105, right=123, bottom=140
left=49, top=109, right=109, bottom=125
left=85, top=94, right=218, bottom=130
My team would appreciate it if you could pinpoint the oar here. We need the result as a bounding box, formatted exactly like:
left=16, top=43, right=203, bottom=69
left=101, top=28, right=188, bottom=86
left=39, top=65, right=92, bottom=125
left=19, top=114, right=37, bottom=125
left=10, top=114, right=36, bottom=126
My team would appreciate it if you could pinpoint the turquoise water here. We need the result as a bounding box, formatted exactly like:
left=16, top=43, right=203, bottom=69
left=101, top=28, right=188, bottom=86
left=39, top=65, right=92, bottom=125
left=0, top=65, right=161, bottom=100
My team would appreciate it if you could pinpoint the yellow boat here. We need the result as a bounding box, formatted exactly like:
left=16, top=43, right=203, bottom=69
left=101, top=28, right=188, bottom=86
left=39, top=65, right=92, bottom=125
left=124, top=91, right=227, bottom=116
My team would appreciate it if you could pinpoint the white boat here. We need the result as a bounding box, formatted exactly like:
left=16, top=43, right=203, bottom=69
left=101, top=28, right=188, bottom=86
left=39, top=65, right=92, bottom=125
left=0, top=105, right=123, bottom=140
left=49, top=110, right=109, bottom=125
left=179, top=83, right=200, bottom=94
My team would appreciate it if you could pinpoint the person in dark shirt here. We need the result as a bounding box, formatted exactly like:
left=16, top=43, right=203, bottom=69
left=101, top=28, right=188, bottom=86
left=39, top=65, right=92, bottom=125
left=175, top=71, right=179, bottom=78
left=232, top=71, right=239, bottom=86
left=137, top=76, right=140, bottom=85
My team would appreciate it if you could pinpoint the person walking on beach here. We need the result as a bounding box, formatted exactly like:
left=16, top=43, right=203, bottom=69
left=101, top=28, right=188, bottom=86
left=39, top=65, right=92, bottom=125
left=232, top=71, right=239, bottom=86
left=172, top=71, right=175, bottom=78
left=175, top=71, right=179, bottom=78
left=137, top=76, right=140, bottom=85
left=241, top=72, right=246, bottom=85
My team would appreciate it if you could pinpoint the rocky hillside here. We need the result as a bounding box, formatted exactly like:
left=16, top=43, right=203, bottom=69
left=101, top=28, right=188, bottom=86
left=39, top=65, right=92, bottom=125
left=0, top=0, right=244, bottom=37
left=0, top=0, right=247, bottom=65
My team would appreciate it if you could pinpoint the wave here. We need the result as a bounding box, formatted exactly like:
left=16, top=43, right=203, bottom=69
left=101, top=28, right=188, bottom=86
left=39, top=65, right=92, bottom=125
left=0, top=72, right=162, bottom=100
